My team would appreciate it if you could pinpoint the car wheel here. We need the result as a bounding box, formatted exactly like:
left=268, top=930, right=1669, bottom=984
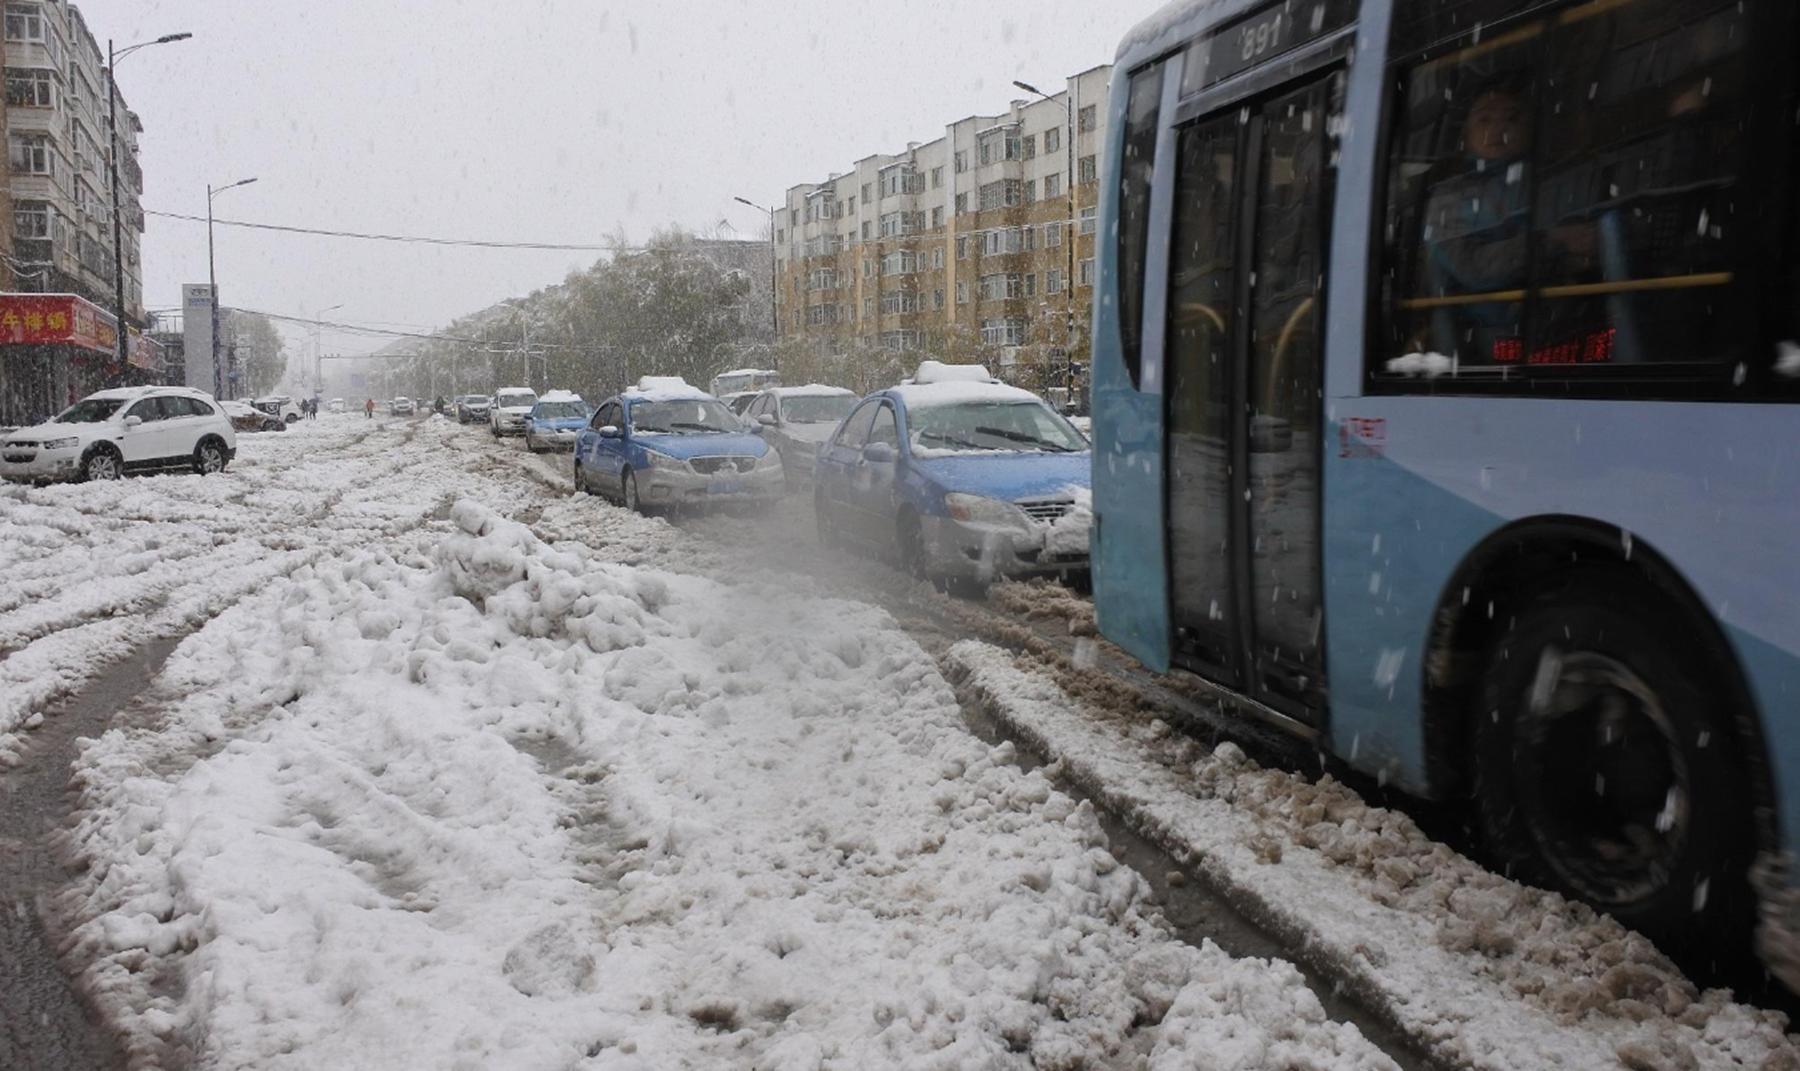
left=285, top=413, right=300, bottom=425
left=623, top=469, right=649, bottom=514
left=896, top=510, right=928, bottom=580
left=193, top=438, right=228, bottom=476
left=1472, top=579, right=1755, bottom=964
left=572, top=456, right=585, bottom=494
left=80, top=444, right=121, bottom=482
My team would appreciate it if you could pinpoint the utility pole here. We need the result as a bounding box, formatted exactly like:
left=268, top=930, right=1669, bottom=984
left=207, top=177, right=256, bottom=398
left=734, top=196, right=781, bottom=372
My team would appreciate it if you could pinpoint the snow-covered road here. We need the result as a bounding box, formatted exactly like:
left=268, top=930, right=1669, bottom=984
left=3, top=416, right=1795, bottom=1069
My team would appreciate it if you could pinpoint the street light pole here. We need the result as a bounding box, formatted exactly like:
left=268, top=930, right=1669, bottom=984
left=207, top=177, right=257, bottom=399
left=1014, top=79, right=1078, bottom=402
left=104, top=32, right=190, bottom=384
left=733, top=196, right=780, bottom=371
left=313, top=303, right=344, bottom=397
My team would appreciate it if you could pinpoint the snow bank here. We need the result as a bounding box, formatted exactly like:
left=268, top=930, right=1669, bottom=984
left=62, top=500, right=1397, bottom=1069
left=948, top=640, right=1800, bottom=1070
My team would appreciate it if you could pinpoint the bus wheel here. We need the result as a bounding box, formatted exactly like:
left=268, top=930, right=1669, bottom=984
left=1472, top=584, right=1754, bottom=960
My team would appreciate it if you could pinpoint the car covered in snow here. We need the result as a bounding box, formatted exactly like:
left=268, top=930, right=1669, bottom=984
left=221, top=399, right=284, bottom=432
left=573, top=377, right=783, bottom=512
left=455, top=394, right=491, bottom=424
left=327, top=398, right=346, bottom=414
left=390, top=397, right=416, bottom=416
left=489, top=387, right=538, bottom=436
left=741, top=384, right=858, bottom=490
left=814, top=362, right=1091, bottom=587
left=523, top=391, right=592, bottom=452
left=252, top=395, right=304, bottom=426
left=0, top=386, right=236, bottom=484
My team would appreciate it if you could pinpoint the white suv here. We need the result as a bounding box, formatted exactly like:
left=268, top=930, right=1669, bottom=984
left=489, top=387, right=537, bottom=437
left=0, top=386, right=237, bottom=484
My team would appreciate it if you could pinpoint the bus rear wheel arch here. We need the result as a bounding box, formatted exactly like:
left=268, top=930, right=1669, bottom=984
left=1424, top=520, right=1771, bottom=964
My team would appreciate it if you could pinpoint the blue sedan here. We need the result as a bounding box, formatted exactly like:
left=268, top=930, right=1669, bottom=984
left=573, top=381, right=784, bottom=513
left=523, top=392, right=593, bottom=453
left=813, top=378, right=1092, bottom=586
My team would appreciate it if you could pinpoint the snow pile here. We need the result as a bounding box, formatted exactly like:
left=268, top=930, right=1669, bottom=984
left=61, top=501, right=1397, bottom=1069
left=948, top=640, right=1800, bottom=1070
left=1043, top=485, right=1094, bottom=560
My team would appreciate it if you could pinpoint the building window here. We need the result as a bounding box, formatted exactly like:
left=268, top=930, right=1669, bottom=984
left=880, top=290, right=920, bottom=315
left=1024, top=180, right=1037, bottom=204
left=863, top=296, right=875, bottom=318
left=933, top=288, right=945, bottom=310
left=978, top=273, right=1024, bottom=301
left=880, top=166, right=924, bottom=197
left=776, top=228, right=785, bottom=245
left=981, top=226, right=1035, bottom=256
left=807, top=304, right=839, bottom=326
left=880, top=330, right=923, bottom=352
left=7, top=132, right=51, bottom=176
left=862, top=221, right=872, bottom=240
left=1079, top=258, right=1095, bottom=286
left=956, top=282, right=968, bottom=305
left=956, top=236, right=968, bottom=260
left=1022, top=134, right=1037, bottom=160
left=1024, top=273, right=1038, bottom=298
left=3, top=3, right=47, bottom=45
left=930, top=166, right=944, bottom=189
left=808, top=268, right=838, bottom=291
left=981, top=317, right=1028, bottom=346
left=1046, top=269, right=1064, bottom=294
left=880, top=250, right=918, bottom=276
left=862, top=183, right=872, bottom=204
left=931, top=247, right=944, bottom=270
left=1045, top=222, right=1063, bottom=248
left=931, top=206, right=943, bottom=230
left=864, top=258, right=875, bottom=278
left=1044, top=127, right=1061, bottom=154
left=978, top=179, right=1023, bottom=211
left=978, top=128, right=1022, bottom=166
left=1079, top=206, right=1097, bottom=235
left=954, top=192, right=968, bottom=215
left=954, top=151, right=967, bottom=173
left=1043, top=173, right=1062, bottom=200
left=5, top=67, right=54, bottom=108
left=1078, top=104, right=1098, bottom=133
left=1078, top=155, right=1098, bottom=185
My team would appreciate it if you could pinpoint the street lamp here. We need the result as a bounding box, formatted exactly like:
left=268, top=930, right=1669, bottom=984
left=1014, top=79, right=1078, bottom=401
left=313, top=303, right=345, bottom=397
left=733, top=196, right=780, bottom=370
left=501, top=299, right=534, bottom=391
left=105, top=32, right=191, bottom=381
left=207, top=177, right=257, bottom=399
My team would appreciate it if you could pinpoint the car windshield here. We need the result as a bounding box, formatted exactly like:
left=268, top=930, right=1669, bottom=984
left=533, top=402, right=589, bottom=420
left=782, top=395, right=855, bottom=424
left=907, top=401, right=1088, bottom=454
left=497, top=393, right=536, bottom=408
left=55, top=398, right=126, bottom=423
left=631, top=399, right=738, bottom=434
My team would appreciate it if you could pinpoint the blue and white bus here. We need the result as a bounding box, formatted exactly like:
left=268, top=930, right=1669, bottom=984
left=1090, top=0, right=1800, bottom=978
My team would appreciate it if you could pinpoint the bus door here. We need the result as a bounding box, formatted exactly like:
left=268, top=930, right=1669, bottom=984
left=1165, top=67, right=1342, bottom=723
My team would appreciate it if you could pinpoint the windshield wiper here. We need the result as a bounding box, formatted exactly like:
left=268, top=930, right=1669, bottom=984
left=919, top=431, right=985, bottom=451
left=974, top=426, right=1075, bottom=452
left=669, top=421, right=726, bottom=432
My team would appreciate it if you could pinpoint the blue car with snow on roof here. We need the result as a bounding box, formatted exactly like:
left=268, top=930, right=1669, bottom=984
left=813, top=362, right=1092, bottom=587
left=523, top=391, right=593, bottom=453
left=572, top=377, right=784, bottom=513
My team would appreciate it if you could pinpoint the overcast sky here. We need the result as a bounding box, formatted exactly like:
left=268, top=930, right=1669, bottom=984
left=76, top=0, right=1148, bottom=360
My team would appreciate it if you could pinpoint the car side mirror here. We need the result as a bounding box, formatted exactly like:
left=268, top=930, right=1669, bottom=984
left=598, top=425, right=622, bottom=439
left=756, top=413, right=777, bottom=427
left=124, top=415, right=143, bottom=428
left=862, top=441, right=896, bottom=464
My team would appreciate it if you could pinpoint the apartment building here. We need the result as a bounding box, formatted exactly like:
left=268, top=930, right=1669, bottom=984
left=773, top=65, right=1111, bottom=380
left=2, top=0, right=147, bottom=321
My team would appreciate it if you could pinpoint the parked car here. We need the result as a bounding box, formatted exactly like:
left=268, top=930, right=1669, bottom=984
left=524, top=391, right=593, bottom=452
left=814, top=362, right=1092, bottom=587
left=573, top=377, right=783, bottom=513
left=490, top=387, right=538, bottom=436
left=455, top=394, right=492, bottom=424
left=720, top=391, right=759, bottom=422
left=252, top=395, right=303, bottom=426
left=327, top=398, right=346, bottom=414
left=742, top=385, right=857, bottom=490
left=0, top=386, right=236, bottom=484
left=390, top=397, right=417, bottom=416
left=221, top=399, right=284, bottom=432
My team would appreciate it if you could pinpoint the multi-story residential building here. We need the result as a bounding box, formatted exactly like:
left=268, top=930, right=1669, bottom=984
left=773, top=65, right=1110, bottom=381
left=3, top=0, right=147, bottom=322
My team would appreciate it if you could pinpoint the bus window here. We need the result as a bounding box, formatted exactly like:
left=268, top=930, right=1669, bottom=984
left=1379, top=0, right=1755, bottom=376
left=1117, top=62, right=1167, bottom=388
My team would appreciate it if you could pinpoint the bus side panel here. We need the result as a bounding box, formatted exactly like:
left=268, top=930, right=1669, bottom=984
left=1324, top=399, right=1800, bottom=853
left=1092, top=66, right=1173, bottom=674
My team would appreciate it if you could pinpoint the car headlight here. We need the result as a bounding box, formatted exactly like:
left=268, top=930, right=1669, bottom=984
left=944, top=493, right=1030, bottom=529
left=43, top=437, right=79, bottom=450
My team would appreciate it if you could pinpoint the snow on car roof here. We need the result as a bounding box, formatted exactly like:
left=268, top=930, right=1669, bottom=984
left=715, top=367, right=777, bottom=378
left=626, top=377, right=711, bottom=402
left=771, top=384, right=854, bottom=398
left=911, top=360, right=996, bottom=386
left=887, top=380, right=1045, bottom=410
left=537, top=390, right=584, bottom=402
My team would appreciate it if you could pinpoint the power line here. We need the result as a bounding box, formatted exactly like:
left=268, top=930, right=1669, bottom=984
left=228, top=306, right=573, bottom=353
left=148, top=210, right=640, bottom=252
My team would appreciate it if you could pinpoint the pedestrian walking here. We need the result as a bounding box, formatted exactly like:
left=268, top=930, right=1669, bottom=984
left=365, top=397, right=375, bottom=419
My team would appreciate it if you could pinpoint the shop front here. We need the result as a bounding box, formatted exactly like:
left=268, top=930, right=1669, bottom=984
left=0, top=294, right=164, bottom=428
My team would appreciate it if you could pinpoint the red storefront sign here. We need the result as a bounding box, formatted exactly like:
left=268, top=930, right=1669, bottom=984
left=0, top=293, right=162, bottom=370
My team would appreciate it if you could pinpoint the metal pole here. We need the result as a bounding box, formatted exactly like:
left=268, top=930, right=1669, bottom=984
left=1065, top=87, right=1077, bottom=403
left=768, top=205, right=780, bottom=370
left=106, top=40, right=130, bottom=381
left=208, top=183, right=220, bottom=398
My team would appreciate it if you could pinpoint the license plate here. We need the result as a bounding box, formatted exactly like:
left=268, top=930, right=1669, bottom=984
left=706, top=480, right=744, bottom=495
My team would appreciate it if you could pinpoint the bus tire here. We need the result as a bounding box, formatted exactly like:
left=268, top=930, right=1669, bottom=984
left=1471, top=581, right=1755, bottom=962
